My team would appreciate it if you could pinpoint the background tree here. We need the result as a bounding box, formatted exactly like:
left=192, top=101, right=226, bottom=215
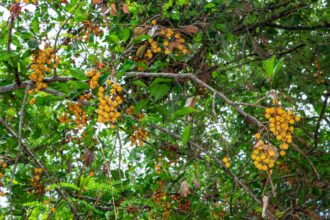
left=0, top=0, right=329, bottom=219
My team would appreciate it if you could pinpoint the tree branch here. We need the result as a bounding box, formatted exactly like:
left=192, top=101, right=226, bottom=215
left=265, top=22, right=330, bottom=31
left=150, top=124, right=275, bottom=218
left=125, top=72, right=263, bottom=128
left=0, top=117, right=83, bottom=220
left=234, top=2, right=308, bottom=34
left=9, top=84, right=30, bottom=219
left=291, top=143, right=320, bottom=180
left=0, top=76, right=75, bottom=94
left=314, top=93, right=329, bottom=148
left=7, top=14, right=21, bottom=86
left=53, top=1, right=81, bottom=77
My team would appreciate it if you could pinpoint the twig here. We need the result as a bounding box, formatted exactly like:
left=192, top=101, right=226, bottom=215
left=53, top=1, right=81, bottom=76
left=314, top=93, right=329, bottom=148
left=233, top=2, right=308, bottom=34
left=125, top=72, right=263, bottom=128
left=7, top=16, right=14, bottom=51
left=116, top=126, right=123, bottom=180
left=265, top=22, right=330, bottom=31
left=291, top=143, right=320, bottom=180
left=9, top=85, right=30, bottom=219
left=7, top=14, right=21, bottom=86
left=149, top=124, right=275, bottom=218
left=0, top=118, right=83, bottom=219
left=95, top=135, right=118, bottom=219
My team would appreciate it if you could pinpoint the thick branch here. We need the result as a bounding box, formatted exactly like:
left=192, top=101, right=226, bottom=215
left=125, top=72, right=263, bottom=128
left=234, top=3, right=307, bottom=34
left=0, top=76, right=75, bottom=94
left=265, top=22, right=330, bottom=31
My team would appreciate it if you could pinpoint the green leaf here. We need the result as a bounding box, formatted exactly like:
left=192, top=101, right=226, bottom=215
left=273, top=58, right=284, bottom=76
left=262, top=55, right=276, bottom=78
left=150, top=78, right=173, bottom=87
left=177, top=0, right=189, bottom=6
left=31, top=16, right=39, bottom=33
left=262, top=56, right=283, bottom=80
left=6, top=108, right=16, bottom=117
left=182, top=125, right=191, bottom=145
left=172, top=107, right=198, bottom=119
left=118, top=60, right=135, bottom=78
left=70, top=68, right=88, bottom=80
left=132, top=80, right=147, bottom=87
left=107, top=34, right=120, bottom=44
left=134, top=99, right=149, bottom=114
left=0, top=51, right=19, bottom=61
left=150, top=84, right=170, bottom=100
left=121, top=28, right=131, bottom=42
left=132, top=35, right=150, bottom=44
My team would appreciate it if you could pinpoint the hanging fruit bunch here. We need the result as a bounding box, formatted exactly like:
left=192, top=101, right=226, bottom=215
left=251, top=140, right=278, bottom=171
left=129, top=127, right=148, bottom=146
left=0, top=161, right=7, bottom=197
left=68, top=103, right=87, bottom=129
left=252, top=99, right=301, bottom=171
left=133, top=19, right=191, bottom=71
left=29, top=167, right=45, bottom=195
left=29, top=47, right=60, bottom=94
left=96, top=80, right=123, bottom=129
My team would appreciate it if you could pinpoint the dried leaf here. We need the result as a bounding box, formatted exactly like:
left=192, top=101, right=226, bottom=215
left=185, top=96, right=197, bottom=108
left=133, top=27, right=147, bottom=37
left=168, top=41, right=183, bottom=51
left=92, top=0, right=101, bottom=4
left=83, top=149, right=95, bottom=167
left=184, top=25, right=199, bottom=34
left=180, top=180, right=190, bottom=197
left=110, top=3, right=117, bottom=16
left=262, top=195, right=269, bottom=218
left=100, top=6, right=107, bottom=14
left=121, top=3, right=130, bottom=14
left=193, top=177, right=200, bottom=189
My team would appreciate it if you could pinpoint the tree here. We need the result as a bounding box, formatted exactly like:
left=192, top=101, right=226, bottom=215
left=0, top=0, right=329, bottom=219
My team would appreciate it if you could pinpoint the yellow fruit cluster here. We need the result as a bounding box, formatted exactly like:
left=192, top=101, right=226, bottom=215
left=78, top=92, right=92, bottom=101
left=134, top=23, right=189, bottom=71
left=0, top=162, right=7, bottom=197
left=96, top=80, right=123, bottom=128
left=59, top=113, right=69, bottom=124
left=15, top=0, right=37, bottom=3
left=130, top=127, right=148, bottom=146
left=251, top=141, right=278, bottom=171
left=154, top=180, right=166, bottom=204
left=68, top=103, right=87, bottom=129
left=29, top=97, right=36, bottom=105
left=126, top=105, right=145, bottom=120
left=81, top=20, right=103, bottom=42
left=126, top=105, right=135, bottom=115
left=265, top=99, right=300, bottom=156
left=29, top=47, right=60, bottom=93
left=222, top=156, right=231, bottom=168
left=159, top=28, right=188, bottom=55
left=29, top=167, right=44, bottom=194
left=86, top=70, right=101, bottom=89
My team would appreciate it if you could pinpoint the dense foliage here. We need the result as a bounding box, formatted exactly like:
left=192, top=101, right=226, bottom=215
left=0, top=0, right=329, bottom=219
